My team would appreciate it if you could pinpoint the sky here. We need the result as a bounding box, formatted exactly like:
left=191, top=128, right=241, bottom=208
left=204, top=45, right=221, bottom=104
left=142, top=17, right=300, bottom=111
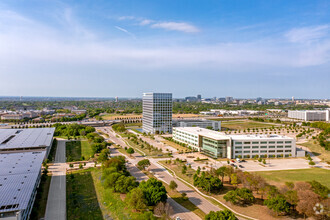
left=0, top=0, right=329, bottom=99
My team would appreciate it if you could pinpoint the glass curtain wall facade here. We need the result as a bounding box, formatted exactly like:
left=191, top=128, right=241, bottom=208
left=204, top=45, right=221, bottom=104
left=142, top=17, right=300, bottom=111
left=201, top=137, right=228, bottom=158
left=142, top=93, right=172, bottom=134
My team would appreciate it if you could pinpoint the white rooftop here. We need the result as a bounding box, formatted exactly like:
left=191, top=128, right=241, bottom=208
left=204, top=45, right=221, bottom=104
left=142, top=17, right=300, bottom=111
left=0, top=151, right=45, bottom=213
left=0, top=128, right=55, bottom=150
left=174, top=127, right=230, bottom=140
left=174, top=127, right=293, bottom=140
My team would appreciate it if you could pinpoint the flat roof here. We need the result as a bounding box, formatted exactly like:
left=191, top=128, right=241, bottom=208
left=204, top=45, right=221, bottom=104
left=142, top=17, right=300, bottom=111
left=0, top=128, right=55, bottom=150
left=0, top=151, right=45, bottom=213
left=174, top=127, right=293, bottom=141
left=228, top=134, right=294, bottom=140
left=174, top=127, right=230, bottom=140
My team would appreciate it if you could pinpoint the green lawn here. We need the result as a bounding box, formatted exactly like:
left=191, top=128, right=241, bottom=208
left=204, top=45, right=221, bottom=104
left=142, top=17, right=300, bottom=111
left=255, top=168, right=330, bottom=188
left=66, top=140, right=93, bottom=161
left=30, top=175, right=51, bottom=220
left=67, top=170, right=103, bottom=220
left=81, top=140, right=94, bottom=159
left=299, top=140, right=330, bottom=163
left=220, top=120, right=279, bottom=130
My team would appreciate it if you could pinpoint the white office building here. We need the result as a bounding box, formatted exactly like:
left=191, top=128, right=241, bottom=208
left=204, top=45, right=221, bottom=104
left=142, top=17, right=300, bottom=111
left=173, top=127, right=296, bottom=159
left=173, top=119, right=221, bottom=130
left=142, top=93, right=173, bottom=134
left=288, top=110, right=330, bottom=121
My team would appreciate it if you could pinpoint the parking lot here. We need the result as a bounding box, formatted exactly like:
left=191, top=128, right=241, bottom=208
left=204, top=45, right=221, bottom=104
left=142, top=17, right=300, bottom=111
left=170, top=152, right=311, bottom=172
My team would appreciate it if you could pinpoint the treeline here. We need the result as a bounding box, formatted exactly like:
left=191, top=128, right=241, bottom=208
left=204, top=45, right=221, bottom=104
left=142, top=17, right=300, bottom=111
left=101, top=156, right=169, bottom=219
left=310, top=122, right=330, bottom=150
left=53, top=123, right=95, bottom=137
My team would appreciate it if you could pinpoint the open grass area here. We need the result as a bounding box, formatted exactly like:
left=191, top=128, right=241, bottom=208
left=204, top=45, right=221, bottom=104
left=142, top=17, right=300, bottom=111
left=66, top=140, right=93, bottom=161
left=67, top=170, right=103, bottom=220
left=30, top=175, right=51, bottom=220
left=161, top=139, right=190, bottom=152
left=299, top=140, right=330, bottom=163
left=256, top=168, right=330, bottom=188
left=81, top=140, right=94, bottom=159
left=91, top=168, right=147, bottom=220
left=220, top=120, right=279, bottom=130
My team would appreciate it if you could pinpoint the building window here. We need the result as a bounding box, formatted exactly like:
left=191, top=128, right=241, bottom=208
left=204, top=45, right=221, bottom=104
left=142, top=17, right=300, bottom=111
left=277, top=141, right=283, bottom=144
left=235, top=151, right=242, bottom=153
left=269, top=150, right=275, bottom=153
left=285, top=145, right=291, bottom=148
left=277, top=146, right=283, bottom=148
left=269, top=146, right=275, bottom=148
left=285, top=150, right=291, bottom=152
left=252, top=146, right=259, bottom=149
left=252, top=141, right=259, bottom=144
left=235, top=142, right=242, bottom=145
left=244, top=142, right=251, bottom=144
left=235, top=147, right=242, bottom=149
left=260, top=146, right=267, bottom=148
left=269, top=141, right=275, bottom=144
left=244, top=146, right=250, bottom=149
left=285, top=141, right=292, bottom=144
left=252, top=150, right=259, bottom=153
left=261, top=141, right=267, bottom=144
left=244, top=151, right=250, bottom=153
left=260, top=150, right=267, bottom=153
left=277, top=150, right=283, bottom=152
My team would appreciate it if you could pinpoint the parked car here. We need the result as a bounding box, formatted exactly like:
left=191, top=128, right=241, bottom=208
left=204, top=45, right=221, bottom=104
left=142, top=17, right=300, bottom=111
left=239, top=165, right=244, bottom=168
left=231, top=160, right=235, bottom=163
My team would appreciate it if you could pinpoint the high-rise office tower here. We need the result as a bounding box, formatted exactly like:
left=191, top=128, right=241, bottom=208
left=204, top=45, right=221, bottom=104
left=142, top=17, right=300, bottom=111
left=142, top=93, right=173, bottom=134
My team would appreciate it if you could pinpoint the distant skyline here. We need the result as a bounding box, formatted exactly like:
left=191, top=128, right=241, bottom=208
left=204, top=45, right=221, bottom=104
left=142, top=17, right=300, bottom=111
left=0, top=0, right=330, bottom=98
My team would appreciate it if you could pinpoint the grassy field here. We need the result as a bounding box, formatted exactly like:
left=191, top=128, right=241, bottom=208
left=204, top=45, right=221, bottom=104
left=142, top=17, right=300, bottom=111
left=220, top=120, right=279, bottom=130
left=81, top=140, right=94, bottom=159
left=66, top=140, right=93, bottom=161
left=67, top=170, right=103, bottom=220
left=299, top=140, right=330, bottom=163
left=162, top=139, right=190, bottom=152
left=256, top=168, right=330, bottom=188
left=30, top=175, right=51, bottom=220
left=91, top=168, right=147, bottom=220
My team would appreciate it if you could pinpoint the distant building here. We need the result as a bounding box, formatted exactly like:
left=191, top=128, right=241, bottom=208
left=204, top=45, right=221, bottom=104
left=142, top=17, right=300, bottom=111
left=197, top=94, right=201, bottom=101
left=115, top=97, right=119, bottom=102
left=1, top=114, right=23, bottom=120
left=288, top=110, right=330, bottom=121
left=185, top=96, right=198, bottom=102
left=225, top=97, right=233, bottom=103
left=173, top=119, right=221, bottom=130
left=142, top=93, right=173, bottom=134
left=173, top=127, right=296, bottom=159
left=71, top=109, right=87, bottom=115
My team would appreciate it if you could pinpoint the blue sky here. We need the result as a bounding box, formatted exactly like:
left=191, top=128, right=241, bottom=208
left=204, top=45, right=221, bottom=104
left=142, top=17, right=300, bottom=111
left=0, top=0, right=329, bottom=98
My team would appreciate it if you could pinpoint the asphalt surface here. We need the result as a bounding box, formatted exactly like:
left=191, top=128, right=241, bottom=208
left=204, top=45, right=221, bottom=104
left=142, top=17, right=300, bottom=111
left=45, top=140, right=67, bottom=220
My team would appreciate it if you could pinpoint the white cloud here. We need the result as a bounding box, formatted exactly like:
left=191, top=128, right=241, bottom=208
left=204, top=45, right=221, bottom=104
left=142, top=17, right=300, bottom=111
left=285, top=25, right=329, bottom=44
left=151, top=21, right=199, bottom=33
left=139, top=19, right=153, bottom=26
left=118, top=16, right=135, bottom=21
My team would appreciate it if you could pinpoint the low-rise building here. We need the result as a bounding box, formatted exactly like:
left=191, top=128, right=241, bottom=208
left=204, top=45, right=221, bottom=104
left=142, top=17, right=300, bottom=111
left=288, top=110, right=330, bottom=121
left=173, top=119, right=221, bottom=130
left=173, top=127, right=296, bottom=159
left=0, top=128, right=55, bottom=220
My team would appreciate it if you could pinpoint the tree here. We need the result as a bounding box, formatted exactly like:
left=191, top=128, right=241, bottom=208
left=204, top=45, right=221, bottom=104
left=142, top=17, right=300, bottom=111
left=127, top=147, right=135, bottom=155
left=139, top=178, right=167, bottom=206
left=296, top=189, right=320, bottom=218
left=224, top=188, right=255, bottom=206
left=231, top=173, right=238, bottom=187
left=153, top=202, right=173, bottom=218
left=309, top=180, right=330, bottom=199
left=137, top=159, right=151, bottom=170
left=182, top=165, right=187, bottom=174
left=197, top=166, right=201, bottom=175
left=264, top=195, right=291, bottom=216
left=205, top=209, right=238, bottom=220
left=125, top=188, right=147, bottom=211
left=216, top=166, right=226, bottom=182
left=98, top=148, right=109, bottom=162
left=169, top=180, right=178, bottom=191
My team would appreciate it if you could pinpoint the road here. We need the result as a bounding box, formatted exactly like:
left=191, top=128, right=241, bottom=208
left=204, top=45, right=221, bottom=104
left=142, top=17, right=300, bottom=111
left=45, top=140, right=67, bottom=220
left=99, top=127, right=221, bottom=217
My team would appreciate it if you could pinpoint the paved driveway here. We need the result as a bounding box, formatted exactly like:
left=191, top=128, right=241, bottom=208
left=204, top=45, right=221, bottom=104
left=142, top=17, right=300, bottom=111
left=45, top=140, right=67, bottom=220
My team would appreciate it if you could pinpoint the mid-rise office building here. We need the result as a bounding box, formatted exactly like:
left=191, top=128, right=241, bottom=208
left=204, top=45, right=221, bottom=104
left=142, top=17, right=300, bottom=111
left=173, top=127, right=296, bottom=159
left=288, top=110, right=330, bottom=121
left=0, top=128, right=55, bottom=220
left=143, top=93, right=173, bottom=134
left=173, top=119, right=221, bottom=130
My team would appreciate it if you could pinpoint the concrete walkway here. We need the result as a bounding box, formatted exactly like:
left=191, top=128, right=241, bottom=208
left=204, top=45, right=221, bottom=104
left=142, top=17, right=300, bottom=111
left=45, top=140, right=67, bottom=220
